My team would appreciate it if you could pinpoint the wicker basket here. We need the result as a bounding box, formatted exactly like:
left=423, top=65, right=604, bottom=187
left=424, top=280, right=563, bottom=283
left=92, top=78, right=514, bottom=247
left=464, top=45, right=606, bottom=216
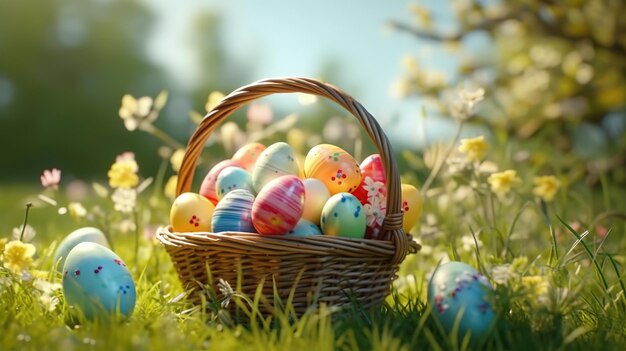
left=157, top=77, right=421, bottom=316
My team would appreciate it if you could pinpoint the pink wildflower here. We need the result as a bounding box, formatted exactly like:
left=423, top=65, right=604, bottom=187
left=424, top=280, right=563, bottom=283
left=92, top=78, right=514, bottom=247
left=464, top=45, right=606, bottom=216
left=40, top=168, right=61, bottom=189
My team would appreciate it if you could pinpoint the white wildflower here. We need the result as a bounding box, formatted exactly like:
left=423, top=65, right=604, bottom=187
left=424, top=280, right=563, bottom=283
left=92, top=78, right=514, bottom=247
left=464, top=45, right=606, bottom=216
left=12, top=225, right=36, bottom=242
left=111, top=188, right=136, bottom=214
left=491, top=264, right=513, bottom=285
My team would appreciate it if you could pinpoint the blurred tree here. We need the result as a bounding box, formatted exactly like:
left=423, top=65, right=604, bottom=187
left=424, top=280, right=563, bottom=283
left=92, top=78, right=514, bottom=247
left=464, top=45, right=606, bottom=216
left=390, top=0, right=626, bottom=182
left=0, top=0, right=169, bottom=181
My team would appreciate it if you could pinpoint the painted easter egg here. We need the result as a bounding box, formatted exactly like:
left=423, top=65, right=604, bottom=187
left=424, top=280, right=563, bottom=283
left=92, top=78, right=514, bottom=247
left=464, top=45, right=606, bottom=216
left=170, top=192, right=215, bottom=232
left=351, top=154, right=387, bottom=204
left=212, top=189, right=256, bottom=233
left=199, top=159, right=244, bottom=205
left=232, top=142, right=266, bottom=171
left=62, top=242, right=136, bottom=319
left=287, top=219, right=322, bottom=236
left=320, top=193, right=366, bottom=238
left=252, top=175, right=304, bottom=235
left=428, top=261, right=495, bottom=338
left=53, top=227, right=110, bottom=272
left=252, top=142, right=301, bottom=193
left=401, top=184, right=422, bottom=232
left=304, top=144, right=362, bottom=195
left=350, top=154, right=388, bottom=239
left=215, top=166, right=253, bottom=200
left=362, top=194, right=387, bottom=240
left=301, top=178, right=330, bottom=225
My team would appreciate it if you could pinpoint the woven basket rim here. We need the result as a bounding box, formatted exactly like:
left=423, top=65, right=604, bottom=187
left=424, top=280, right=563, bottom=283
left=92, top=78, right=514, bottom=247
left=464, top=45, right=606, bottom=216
left=157, top=226, right=419, bottom=259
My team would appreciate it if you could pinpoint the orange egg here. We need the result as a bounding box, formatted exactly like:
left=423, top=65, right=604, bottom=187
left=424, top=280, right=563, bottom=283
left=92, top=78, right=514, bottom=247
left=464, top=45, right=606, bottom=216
left=304, top=144, right=362, bottom=195
left=401, top=184, right=422, bottom=232
left=232, top=142, right=266, bottom=171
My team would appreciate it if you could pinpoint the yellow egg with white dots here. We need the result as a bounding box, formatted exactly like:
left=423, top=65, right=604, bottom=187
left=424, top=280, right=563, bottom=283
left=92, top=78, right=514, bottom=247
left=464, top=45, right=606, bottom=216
left=170, top=192, right=215, bottom=232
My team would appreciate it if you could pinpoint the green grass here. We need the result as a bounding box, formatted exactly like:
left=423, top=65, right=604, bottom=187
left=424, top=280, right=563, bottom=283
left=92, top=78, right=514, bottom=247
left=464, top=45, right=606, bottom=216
left=1, top=178, right=626, bottom=351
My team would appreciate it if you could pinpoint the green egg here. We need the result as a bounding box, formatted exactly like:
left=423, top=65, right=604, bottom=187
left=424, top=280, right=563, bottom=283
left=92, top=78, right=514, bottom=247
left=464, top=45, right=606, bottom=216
left=320, top=192, right=366, bottom=238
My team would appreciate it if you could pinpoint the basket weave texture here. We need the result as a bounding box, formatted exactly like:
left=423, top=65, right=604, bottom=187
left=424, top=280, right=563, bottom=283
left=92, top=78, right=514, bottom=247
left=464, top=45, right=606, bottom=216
left=157, top=77, right=421, bottom=315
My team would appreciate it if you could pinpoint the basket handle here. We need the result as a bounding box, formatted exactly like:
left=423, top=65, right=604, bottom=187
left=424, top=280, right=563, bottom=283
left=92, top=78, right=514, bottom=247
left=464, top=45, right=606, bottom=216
left=176, top=77, right=419, bottom=264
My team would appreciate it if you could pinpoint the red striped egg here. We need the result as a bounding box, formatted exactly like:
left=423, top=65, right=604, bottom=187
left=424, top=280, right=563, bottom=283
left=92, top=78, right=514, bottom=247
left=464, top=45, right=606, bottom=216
left=252, top=175, right=304, bottom=235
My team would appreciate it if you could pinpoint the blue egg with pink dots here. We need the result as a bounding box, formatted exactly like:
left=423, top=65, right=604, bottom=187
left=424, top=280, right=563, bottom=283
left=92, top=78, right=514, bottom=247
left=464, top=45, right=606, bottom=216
left=62, top=242, right=136, bottom=320
left=427, top=261, right=495, bottom=339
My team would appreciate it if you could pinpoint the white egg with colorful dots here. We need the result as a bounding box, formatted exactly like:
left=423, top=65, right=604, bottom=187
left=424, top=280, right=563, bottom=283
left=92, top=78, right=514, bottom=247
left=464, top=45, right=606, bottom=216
left=427, top=261, right=495, bottom=338
left=62, top=242, right=136, bottom=320
left=252, top=142, right=301, bottom=193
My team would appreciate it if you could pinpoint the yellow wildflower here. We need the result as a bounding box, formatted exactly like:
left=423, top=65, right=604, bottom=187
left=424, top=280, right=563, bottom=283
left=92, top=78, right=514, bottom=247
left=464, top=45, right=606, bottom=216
left=205, top=91, right=225, bottom=112
left=119, top=94, right=156, bottom=131
left=68, top=202, right=87, bottom=220
left=533, top=175, right=560, bottom=202
left=522, top=275, right=550, bottom=305
left=0, top=238, right=7, bottom=255
left=3, top=240, right=36, bottom=273
left=487, top=169, right=521, bottom=195
left=108, top=156, right=139, bottom=189
left=170, top=149, right=186, bottom=173
left=458, top=136, right=488, bottom=162
left=164, top=175, right=178, bottom=199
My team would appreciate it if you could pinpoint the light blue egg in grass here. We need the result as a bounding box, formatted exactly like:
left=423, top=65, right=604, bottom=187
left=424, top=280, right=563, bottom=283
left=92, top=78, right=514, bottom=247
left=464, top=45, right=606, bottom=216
left=427, top=261, right=495, bottom=340
left=62, top=242, right=136, bottom=320
left=53, top=227, right=110, bottom=272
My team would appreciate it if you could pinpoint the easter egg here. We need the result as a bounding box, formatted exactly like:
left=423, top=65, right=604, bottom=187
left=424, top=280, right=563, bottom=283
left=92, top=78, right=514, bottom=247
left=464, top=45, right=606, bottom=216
left=320, top=193, right=366, bottom=238
left=62, top=242, right=136, bottom=319
left=350, top=154, right=388, bottom=239
left=232, top=142, right=266, bottom=171
left=287, top=219, right=322, bottom=236
left=304, top=144, right=362, bottom=195
left=170, top=192, right=215, bottom=232
left=215, top=166, right=253, bottom=200
left=301, top=178, right=330, bottom=225
left=362, top=194, right=387, bottom=240
left=401, top=184, right=422, bottom=232
left=351, top=154, right=387, bottom=204
left=212, top=189, right=256, bottom=233
left=53, top=227, right=110, bottom=272
left=199, top=159, right=244, bottom=205
left=252, top=175, right=304, bottom=235
left=428, top=261, right=495, bottom=338
left=252, top=142, right=301, bottom=193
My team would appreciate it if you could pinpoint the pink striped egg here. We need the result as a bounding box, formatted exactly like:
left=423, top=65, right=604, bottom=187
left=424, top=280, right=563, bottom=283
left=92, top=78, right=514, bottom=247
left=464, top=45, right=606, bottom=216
left=252, top=175, right=304, bottom=235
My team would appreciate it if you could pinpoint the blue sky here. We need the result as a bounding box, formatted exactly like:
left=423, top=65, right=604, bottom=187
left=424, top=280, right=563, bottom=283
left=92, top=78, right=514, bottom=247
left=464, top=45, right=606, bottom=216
left=146, top=0, right=469, bottom=147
